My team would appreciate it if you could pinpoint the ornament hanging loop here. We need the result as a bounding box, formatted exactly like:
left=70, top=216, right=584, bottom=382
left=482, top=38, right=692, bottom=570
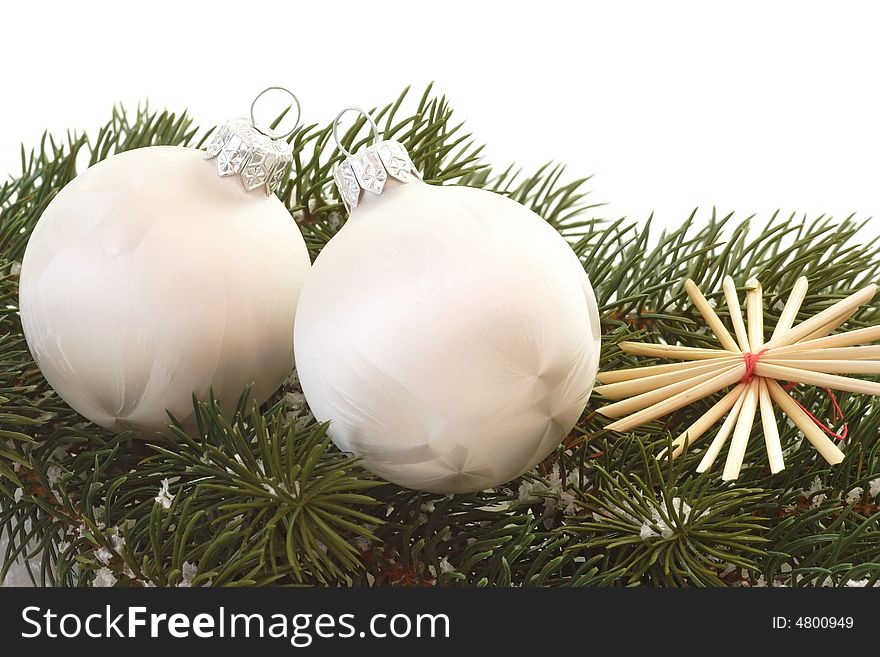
left=332, top=107, right=380, bottom=157
left=331, top=105, right=420, bottom=211
left=250, top=86, right=302, bottom=140
left=205, top=87, right=298, bottom=194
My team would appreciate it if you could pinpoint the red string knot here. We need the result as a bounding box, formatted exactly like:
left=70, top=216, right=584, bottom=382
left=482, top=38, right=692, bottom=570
left=739, top=347, right=847, bottom=441
left=740, top=348, right=768, bottom=384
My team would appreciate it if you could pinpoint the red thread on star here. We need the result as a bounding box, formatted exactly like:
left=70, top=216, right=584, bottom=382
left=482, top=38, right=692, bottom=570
left=740, top=348, right=769, bottom=384
left=784, top=382, right=849, bottom=441
left=741, top=349, right=847, bottom=441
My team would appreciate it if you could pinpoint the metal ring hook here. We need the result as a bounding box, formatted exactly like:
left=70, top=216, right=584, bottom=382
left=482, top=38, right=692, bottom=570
left=332, top=107, right=380, bottom=157
left=250, top=86, right=302, bottom=140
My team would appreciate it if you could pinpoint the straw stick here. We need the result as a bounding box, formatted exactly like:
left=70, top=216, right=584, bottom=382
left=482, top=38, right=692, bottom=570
left=722, top=379, right=759, bottom=481
left=769, top=325, right=880, bottom=355
left=761, top=359, right=880, bottom=375
left=758, top=378, right=784, bottom=473
left=769, top=276, right=808, bottom=342
left=696, top=391, right=747, bottom=473
left=603, top=365, right=746, bottom=432
left=723, top=276, right=752, bottom=351
left=754, top=361, right=880, bottom=396
left=597, top=363, right=740, bottom=418
left=661, top=383, right=747, bottom=460
left=800, top=306, right=858, bottom=342
left=763, top=345, right=880, bottom=361
left=595, top=359, right=736, bottom=399
left=746, top=278, right=764, bottom=351
left=684, top=279, right=741, bottom=352
left=762, top=284, right=878, bottom=350
left=618, top=342, right=736, bottom=360
left=597, top=357, right=741, bottom=384
left=765, top=379, right=845, bottom=465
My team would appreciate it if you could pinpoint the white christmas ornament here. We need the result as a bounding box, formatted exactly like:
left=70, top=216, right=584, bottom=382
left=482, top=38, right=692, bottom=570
left=294, top=109, right=601, bottom=493
left=19, top=88, right=311, bottom=434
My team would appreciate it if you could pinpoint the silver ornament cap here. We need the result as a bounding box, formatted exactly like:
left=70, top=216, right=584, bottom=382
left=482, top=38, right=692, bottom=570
left=331, top=107, right=421, bottom=211
left=204, top=87, right=301, bottom=195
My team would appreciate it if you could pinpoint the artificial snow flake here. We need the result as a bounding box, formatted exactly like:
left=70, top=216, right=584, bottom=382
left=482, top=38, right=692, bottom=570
left=428, top=556, right=456, bottom=578
left=108, top=526, right=125, bottom=551
left=804, top=476, right=827, bottom=508
left=639, top=522, right=660, bottom=539
left=845, top=487, right=863, bottom=505
left=46, top=465, right=63, bottom=496
left=804, top=476, right=823, bottom=497
left=178, top=561, right=198, bottom=587
left=869, top=478, right=880, bottom=498
left=517, top=464, right=581, bottom=524
left=93, top=567, right=117, bottom=587
left=13, top=487, right=23, bottom=503
left=545, top=464, right=581, bottom=515
left=155, top=478, right=175, bottom=509
left=598, top=276, right=880, bottom=480
left=94, top=547, right=113, bottom=565
left=592, top=492, right=706, bottom=541
left=638, top=496, right=707, bottom=540
left=518, top=479, right=539, bottom=501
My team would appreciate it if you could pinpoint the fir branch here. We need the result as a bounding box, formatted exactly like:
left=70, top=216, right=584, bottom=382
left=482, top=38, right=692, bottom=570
left=571, top=437, right=769, bottom=586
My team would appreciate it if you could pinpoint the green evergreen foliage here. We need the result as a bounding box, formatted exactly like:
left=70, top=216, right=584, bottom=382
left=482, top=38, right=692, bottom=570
left=1, top=86, right=878, bottom=587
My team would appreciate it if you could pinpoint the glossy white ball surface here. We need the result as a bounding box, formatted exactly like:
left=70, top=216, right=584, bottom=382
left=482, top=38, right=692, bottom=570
left=294, top=180, right=601, bottom=493
left=19, top=146, right=310, bottom=434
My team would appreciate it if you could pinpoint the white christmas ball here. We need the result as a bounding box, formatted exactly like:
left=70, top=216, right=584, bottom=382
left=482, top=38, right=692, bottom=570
left=294, top=179, right=601, bottom=493
left=19, top=146, right=311, bottom=434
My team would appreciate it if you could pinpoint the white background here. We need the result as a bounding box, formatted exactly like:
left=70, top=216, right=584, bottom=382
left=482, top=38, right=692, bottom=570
left=2, top=0, right=879, bottom=231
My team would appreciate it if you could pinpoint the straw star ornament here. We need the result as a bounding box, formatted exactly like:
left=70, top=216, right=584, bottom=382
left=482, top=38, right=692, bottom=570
left=596, top=276, right=880, bottom=480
